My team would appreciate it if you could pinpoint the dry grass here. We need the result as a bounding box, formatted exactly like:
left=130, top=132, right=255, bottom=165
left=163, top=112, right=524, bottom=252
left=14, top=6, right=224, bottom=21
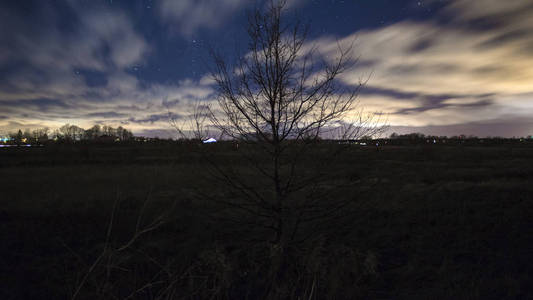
left=0, top=143, right=532, bottom=299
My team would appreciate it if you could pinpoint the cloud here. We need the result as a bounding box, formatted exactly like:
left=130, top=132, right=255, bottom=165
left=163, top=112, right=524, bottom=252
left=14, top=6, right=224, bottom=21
left=2, top=0, right=532, bottom=137
left=1, top=7, right=148, bottom=73
left=85, top=112, right=129, bottom=119
left=359, top=86, right=495, bottom=115
left=158, top=0, right=305, bottom=36
left=77, top=11, right=149, bottom=69
left=394, top=99, right=493, bottom=115
left=158, top=0, right=248, bottom=36
left=308, top=0, right=533, bottom=133
left=128, top=113, right=179, bottom=124
left=0, top=1, right=158, bottom=132
left=0, top=1, right=150, bottom=117
left=0, top=98, right=71, bottom=111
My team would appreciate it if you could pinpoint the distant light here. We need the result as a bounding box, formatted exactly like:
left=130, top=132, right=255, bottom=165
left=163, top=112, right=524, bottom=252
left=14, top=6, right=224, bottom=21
left=203, top=138, right=217, bottom=143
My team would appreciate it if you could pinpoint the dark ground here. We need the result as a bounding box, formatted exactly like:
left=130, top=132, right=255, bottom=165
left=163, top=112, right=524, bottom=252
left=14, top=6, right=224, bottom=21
left=1, top=142, right=532, bottom=299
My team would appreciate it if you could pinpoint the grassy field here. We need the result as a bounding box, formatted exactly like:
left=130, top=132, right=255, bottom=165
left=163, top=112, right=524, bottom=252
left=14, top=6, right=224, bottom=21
left=1, top=143, right=532, bottom=299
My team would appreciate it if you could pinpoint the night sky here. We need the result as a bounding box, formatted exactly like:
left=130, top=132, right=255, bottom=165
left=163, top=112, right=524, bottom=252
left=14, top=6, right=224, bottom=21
left=1, top=0, right=532, bottom=137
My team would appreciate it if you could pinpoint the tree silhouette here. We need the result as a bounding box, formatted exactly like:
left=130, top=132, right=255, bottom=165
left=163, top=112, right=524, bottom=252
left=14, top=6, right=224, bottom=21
left=188, top=1, right=385, bottom=295
left=14, top=129, right=23, bottom=144
left=208, top=0, right=383, bottom=240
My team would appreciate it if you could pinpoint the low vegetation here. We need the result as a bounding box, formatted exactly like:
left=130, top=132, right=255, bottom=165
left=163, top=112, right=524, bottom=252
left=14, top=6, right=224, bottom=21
left=1, top=142, right=532, bottom=299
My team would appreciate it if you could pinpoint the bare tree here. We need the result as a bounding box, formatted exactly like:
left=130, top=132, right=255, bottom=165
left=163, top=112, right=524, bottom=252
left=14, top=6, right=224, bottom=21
left=207, top=0, right=384, bottom=248
left=32, top=127, right=50, bottom=142
left=161, top=1, right=385, bottom=296
left=84, top=125, right=102, bottom=140
left=167, top=100, right=213, bottom=141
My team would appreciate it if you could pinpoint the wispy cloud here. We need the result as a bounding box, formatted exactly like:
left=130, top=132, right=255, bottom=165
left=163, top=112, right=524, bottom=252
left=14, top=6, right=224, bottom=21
left=158, top=0, right=248, bottom=36
left=0, top=1, right=217, bottom=134
left=303, top=0, right=533, bottom=132
left=158, top=0, right=306, bottom=36
left=1, top=0, right=532, bottom=137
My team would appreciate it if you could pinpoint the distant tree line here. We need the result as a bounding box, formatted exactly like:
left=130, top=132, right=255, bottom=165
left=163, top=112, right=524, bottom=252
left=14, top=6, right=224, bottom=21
left=384, top=132, right=533, bottom=146
left=389, top=132, right=533, bottom=139
left=2, top=125, right=532, bottom=146
left=3, top=124, right=134, bottom=144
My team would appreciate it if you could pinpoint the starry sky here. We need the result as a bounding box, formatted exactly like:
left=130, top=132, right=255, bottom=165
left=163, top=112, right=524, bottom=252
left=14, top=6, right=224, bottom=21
left=1, top=0, right=533, bottom=137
